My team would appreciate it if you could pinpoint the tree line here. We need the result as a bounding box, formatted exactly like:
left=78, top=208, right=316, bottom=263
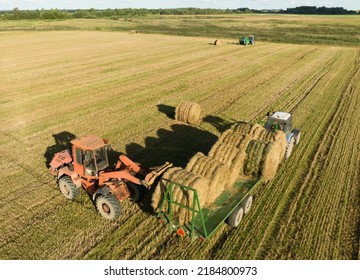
left=283, top=6, right=357, bottom=14
left=0, top=6, right=358, bottom=20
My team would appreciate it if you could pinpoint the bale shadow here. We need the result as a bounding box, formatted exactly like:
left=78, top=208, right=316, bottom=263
left=157, top=104, right=175, bottom=119
left=44, top=131, right=76, bottom=168
left=125, top=124, right=218, bottom=213
left=203, top=115, right=234, bottom=133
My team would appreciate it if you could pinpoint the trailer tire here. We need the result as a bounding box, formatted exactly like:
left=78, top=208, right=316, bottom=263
left=58, top=176, right=79, bottom=200
left=127, top=183, right=140, bottom=203
left=227, top=206, right=244, bottom=228
left=96, top=194, right=121, bottom=220
left=241, top=195, right=253, bottom=214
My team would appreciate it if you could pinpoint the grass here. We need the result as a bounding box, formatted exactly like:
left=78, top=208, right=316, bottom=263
left=0, top=14, right=359, bottom=46
left=0, top=28, right=359, bottom=260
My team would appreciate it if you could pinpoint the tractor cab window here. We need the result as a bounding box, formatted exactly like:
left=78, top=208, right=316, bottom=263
left=94, top=146, right=109, bottom=171
left=75, top=148, right=82, bottom=165
left=265, top=118, right=291, bottom=134
left=84, top=150, right=96, bottom=176
left=265, top=119, right=280, bottom=132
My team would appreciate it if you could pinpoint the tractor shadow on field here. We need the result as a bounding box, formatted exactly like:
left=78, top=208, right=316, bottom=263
left=44, top=131, right=77, bottom=167
left=156, top=104, right=175, bottom=119
left=203, top=115, right=234, bottom=133
left=125, top=123, right=218, bottom=214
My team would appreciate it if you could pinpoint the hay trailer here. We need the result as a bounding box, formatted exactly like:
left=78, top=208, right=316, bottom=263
left=264, top=112, right=301, bottom=159
left=157, top=177, right=263, bottom=240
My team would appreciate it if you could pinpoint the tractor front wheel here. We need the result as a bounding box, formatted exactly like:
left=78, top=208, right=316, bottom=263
left=58, top=176, right=79, bottom=200
left=96, top=194, right=121, bottom=220
left=127, top=183, right=140, bottom=203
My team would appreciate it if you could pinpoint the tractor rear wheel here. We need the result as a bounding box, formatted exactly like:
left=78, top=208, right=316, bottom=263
left=227, top=206, right=244, bottom=228
left=285, top=137, right=295, bottom=159
left=293, top=129, right=301, bottom=145
left=58, top=176, right=79, bottom=200
left=241, top=195, right=253, bottom=214
left=127, top=183, right=141, bottom=202
left=96, top=194, right=121, bottom=220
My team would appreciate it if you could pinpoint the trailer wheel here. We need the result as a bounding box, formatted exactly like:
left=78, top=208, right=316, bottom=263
left=96, top=194, right=121, bottom=220
left=227, top=206, right=244, bottom=228
left=241, top=195, right=253, bottom=214
left=127, top=183, right=140, bottom=202
left=285, top=137, right=295, bottom=159
left=58, top=176, right=79, bottom=200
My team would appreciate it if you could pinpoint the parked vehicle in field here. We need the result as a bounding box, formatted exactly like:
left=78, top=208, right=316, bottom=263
left=49, top=135, right=172, bottom=220
left=240, top=35, right=255, bottom=45
left=264, top=111, right=301, bottom=158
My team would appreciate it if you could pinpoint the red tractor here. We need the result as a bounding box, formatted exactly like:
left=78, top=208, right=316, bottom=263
left=49, top=135, right=172, bottom=220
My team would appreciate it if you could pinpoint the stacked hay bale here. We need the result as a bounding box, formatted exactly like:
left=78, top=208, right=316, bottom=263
left=175, top=101, right=202, bottom=125
left=243, top=140, right=281, bottom=182
left=218, top=129, right=252, bottom=151
left=254, top=130, right=287, bottom=161
left=152, top=119, right=284, bottom=226
left=152, top=167, right=209, bottom=225
left=232, top=122, right=287, bottom=161
left=208, top=142, right=246, bottom=187
left=186, top=152, right=229, bottom=204
left=232, top=122, right=265, bottom=138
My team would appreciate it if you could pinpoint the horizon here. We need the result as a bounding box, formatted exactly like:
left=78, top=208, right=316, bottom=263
left=0, top=1, right=358, bottom=11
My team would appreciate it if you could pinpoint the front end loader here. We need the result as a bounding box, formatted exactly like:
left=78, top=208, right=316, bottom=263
left=49, top=135, right=172, bottom=220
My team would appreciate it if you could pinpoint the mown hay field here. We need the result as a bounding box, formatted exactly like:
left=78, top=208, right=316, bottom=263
left=0, top=30, right=359, bottom=260
left=1, top=14, right=360, bottom=46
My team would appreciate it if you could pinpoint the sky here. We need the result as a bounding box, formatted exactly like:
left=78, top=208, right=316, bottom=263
left=0, top=0, right=358, bottom=11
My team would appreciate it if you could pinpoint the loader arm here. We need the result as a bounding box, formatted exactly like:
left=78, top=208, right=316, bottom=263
left=114, top=154, right=173, bottom=188
left=145, top=162, right=173, bottom=187
left=99, top=170, right=142, bottom=186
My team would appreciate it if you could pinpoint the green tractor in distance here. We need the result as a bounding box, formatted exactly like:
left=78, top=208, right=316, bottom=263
left=240, top=35, right=255, bottom=45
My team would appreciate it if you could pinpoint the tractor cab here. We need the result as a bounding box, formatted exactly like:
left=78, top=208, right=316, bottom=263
left=265, top=112, right=293, bottom=135
left=71, top=135, right=109, bottom=177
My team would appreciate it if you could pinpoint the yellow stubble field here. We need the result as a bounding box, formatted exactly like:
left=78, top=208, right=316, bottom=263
left=0, top=30, right=358, bottom=259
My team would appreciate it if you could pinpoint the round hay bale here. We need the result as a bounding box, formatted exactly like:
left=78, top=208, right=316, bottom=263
left=208, top=142, right=246, bottom=187
left=218, top=129, right=251, bottom=151
left=151, top=167, right=182, bottom=211
left=251, top=129, right=287, bottom=161
left=261, top=142, right=281, bottom=182
left=249, top=124, right=265, bottom=138
left=186, top=152, right=229, bottom=204
left=273, top=130, right=287, bottom=161
left=214, top=39, right=222, bottom=46
left=175, top=101, right=202, bottom=125
left=244, top=140, right=267, bottom=176
left=153, top=166, right=210, bottom=225
left=231, top=122, right=252, bottom=135
left=243, top=140, right=282, bottom=182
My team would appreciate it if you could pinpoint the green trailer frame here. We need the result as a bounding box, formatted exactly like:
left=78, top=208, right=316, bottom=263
left=157, top=177, right=263, bottom=241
